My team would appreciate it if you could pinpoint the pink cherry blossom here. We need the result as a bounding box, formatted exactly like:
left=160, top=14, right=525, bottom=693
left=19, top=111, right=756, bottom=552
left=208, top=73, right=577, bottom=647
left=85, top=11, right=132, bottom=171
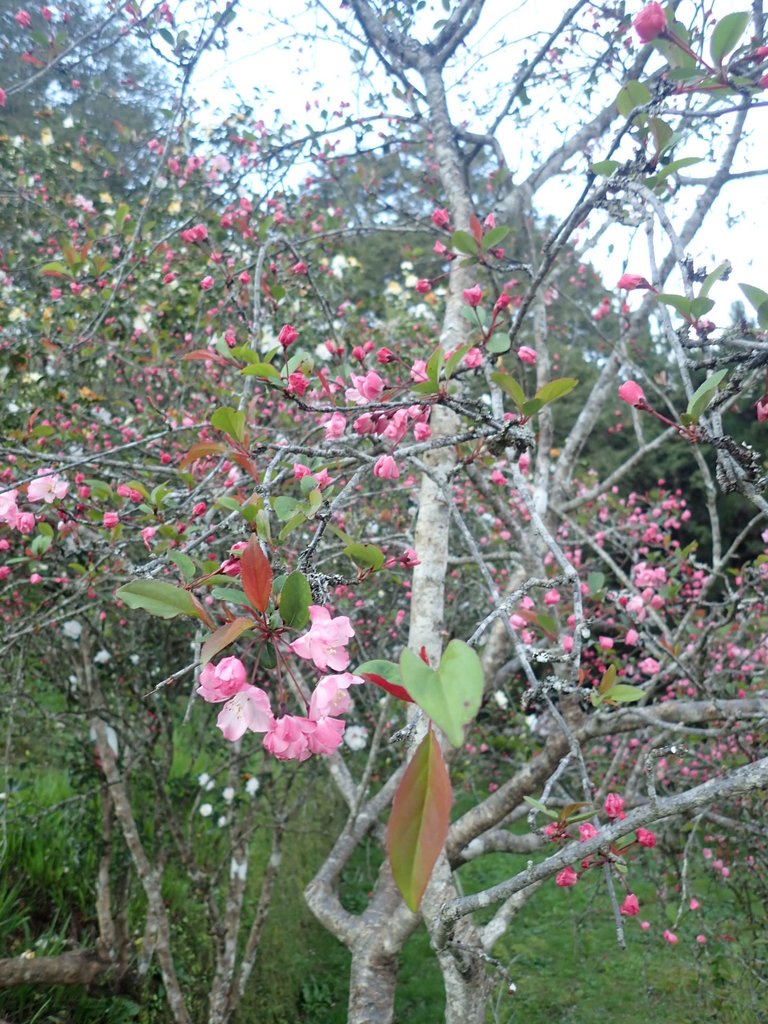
left=197, top=656, right=249, bottom=703
left=604, top=793, right=626, bottom=820
left=415, top=278, right=431, bottom=294
left=16, top=512, right=35, bottom=534
left=306, top=716, right=346, bottom=755
left=200, top=275, right=215, bottom=290
left=15, top=9, right=32, bottom=28
left=555, top=866, right=578, bottom=887
left=463, top=284, right=483, bottom=307
left=431, top=207, right=451, bottom=229
left=0, top=490, right=19, bottom=528
left=374, top=455, right=400, bottom=480
left=309, top=672, right=364, bottom=720
left=324, top=411, right=347, bottom=439
left=410, top=359, right=428, bottom=383
left=618, top=381, right=647, bottom=407
left=637, top=828, right=657, bottom=848
left=346, top=370, right=385, bottom=405
left=756, top=396, right=768, bottom=422
left=696, top=934, right=707, bottom=944
left=278, top=324, right=298, bottom=348
left=103, top=511, right=119, bottom=529
left=617, top=273, right=652, bottom=290
left=638, top=657, right=661, bottom=675
left=0, top=89, right=5, bottom=108
left=287, top=371, right=309, bottom=396
left=689, top=897, right=700, bottom=910
left=517, top=346, right=537, bottom=364
left=463, top=348, right=482, bottom=369
left=662, top=929, right=678, bottom=945
left=620, top=893, right=640, bottom=916
left=27, top=470, right=68, bottom=503
left=400, top=547, right=420, bottom=568
left=289, top=605, right=355, bottom=672
left=633, top=3, right=666, bottom=43
left=180, top=223, right=208, bottom=243
left=313, top=468, right=333, bottom=489
left=579, top=822, right=598, bottom=843
left=216, top=685, right=275, bottom=741
left=263, top=715, right=312, bottom=761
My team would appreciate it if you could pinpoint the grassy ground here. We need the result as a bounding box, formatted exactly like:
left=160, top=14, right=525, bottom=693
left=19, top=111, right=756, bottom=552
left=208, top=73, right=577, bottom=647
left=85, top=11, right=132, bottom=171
left=2, top=762, right=768, bottom=1023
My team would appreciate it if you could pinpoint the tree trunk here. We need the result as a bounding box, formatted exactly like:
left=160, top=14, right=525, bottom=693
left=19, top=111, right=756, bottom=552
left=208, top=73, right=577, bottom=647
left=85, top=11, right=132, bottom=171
left=0, top=950, right=114, bottom=988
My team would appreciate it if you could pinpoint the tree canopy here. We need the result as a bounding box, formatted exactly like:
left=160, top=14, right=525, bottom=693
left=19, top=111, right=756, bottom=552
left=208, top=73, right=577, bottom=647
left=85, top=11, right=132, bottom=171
left=1, top=2, right=768, bottom=1023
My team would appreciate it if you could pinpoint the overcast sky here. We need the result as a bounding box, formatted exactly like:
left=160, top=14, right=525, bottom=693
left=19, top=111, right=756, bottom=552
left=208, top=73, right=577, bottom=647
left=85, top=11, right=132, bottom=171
left=192, top=0, right=767, bottom=310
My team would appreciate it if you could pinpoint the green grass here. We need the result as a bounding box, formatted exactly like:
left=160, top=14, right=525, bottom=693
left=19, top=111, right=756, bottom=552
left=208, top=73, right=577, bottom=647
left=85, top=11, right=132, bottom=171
left=2, top=757, right=768, bottom=1024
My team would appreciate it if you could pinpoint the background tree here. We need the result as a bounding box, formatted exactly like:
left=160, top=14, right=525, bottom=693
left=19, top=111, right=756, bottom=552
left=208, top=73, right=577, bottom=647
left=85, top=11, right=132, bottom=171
left=2, top=2, right=768, bottom=1023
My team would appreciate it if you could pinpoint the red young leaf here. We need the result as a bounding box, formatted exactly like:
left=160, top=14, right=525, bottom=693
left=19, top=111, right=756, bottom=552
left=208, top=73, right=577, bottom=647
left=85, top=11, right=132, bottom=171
left=231, top=451, right=261, bottom=482
left=360, top=672, right=415, bottom=704
left=240, top=536, right=272, bottom=613
left=469, top=213, right=483, bottom=245
left=179, top=442, right=228, bottom=468
left=418, top=645, right=430, bottom=666
left=181, top=350, right=234, bottom=366
left=387, top=729, right=452, bottom=912
left=201, top=617, right=254, bottom=665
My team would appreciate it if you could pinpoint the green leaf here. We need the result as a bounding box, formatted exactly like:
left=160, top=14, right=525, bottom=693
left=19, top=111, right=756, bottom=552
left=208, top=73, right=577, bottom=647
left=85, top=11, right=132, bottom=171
left=605, top=684, right=646, bottom=704
left=210, top=586, right=252, bottom=607
left=700, top=261, right=731, bottom=298
left=690, top=296, right=715, bottom=319
left=648, top=117, right=673, bottom=156
left=278, top=511, right=306, bottom=540
left=399, top=641, right=483, bottom=747
left=40, top=261, right=72, bottom=278
left=710, top=11, right=749, bottom=65
left=645, top=156, right=702, bottom=187
left=168, top=551, right=196, bottom=581
left=210, top=406, right=246, bottom=443
left=739, top=283, right=768, bottom=328
left=616, top=79, right=651, bottom=118
left=216, top=496, right=243, bottom=513
left=598, top=664, right=618, bottom=696
left=117, top=580, right=201, bottom=620
left=426, top=346, right=445, bottom=387
left=387, top=730, right=452, bottom=912
left=450, top=230, right=480, bottom=256
left=481, top=225, right=510, bottom=250
left=522, top=398, right=543, bottom=417
left=410, top=378, right=440, bottom=396
left=590, top=159, right=621, bottom=176
left=656, top=293, right=693, bottom=318
left=523, top=795, right=559, bottom=819
left=240, top=361, right=284, bottom=383
left=279, top=571, right=312, bottom=628
left=687, top=369, right=728, bottom=420
left=445, top=343, right=474, bottom=379
left=30, top=534, right=52, bottom=557
left=201, top=617, right=254, bottom=665
left=588, top=571, right=605, bottom=595
left=491, top=371, right=525, bottom=412
left=344, top=542, right=386, bottom=571
left=532, top=377, right=579, bottom=408
left=486, top=334, right=511, bottom=355
left=273, top=496, right=300, bottom=521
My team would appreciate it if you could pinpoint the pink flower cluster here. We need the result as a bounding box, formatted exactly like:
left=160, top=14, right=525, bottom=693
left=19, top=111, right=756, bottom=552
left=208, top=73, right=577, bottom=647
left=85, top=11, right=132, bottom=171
left=0, top=470, right=69, bottom=535
left=198, top=608, right=361, bottom=760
